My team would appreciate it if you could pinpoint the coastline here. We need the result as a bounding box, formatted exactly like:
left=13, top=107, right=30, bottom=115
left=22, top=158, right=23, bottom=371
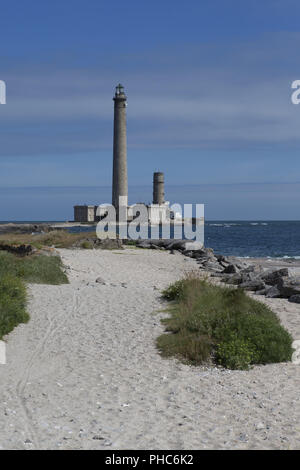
left=0, top=247, right=300, bottom=449
left=1, top=220, right=300, bottom=259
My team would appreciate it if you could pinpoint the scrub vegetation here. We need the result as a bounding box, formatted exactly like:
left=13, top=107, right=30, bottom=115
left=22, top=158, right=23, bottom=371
left=0, top=251, right=68, bottom=340
left=158, top=275, right=293, bottom=370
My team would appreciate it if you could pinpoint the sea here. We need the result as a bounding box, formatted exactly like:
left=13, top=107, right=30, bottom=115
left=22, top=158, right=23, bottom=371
left=1, top=220, right=300, bottom=259
left=204, top=221, right=300, bottom=258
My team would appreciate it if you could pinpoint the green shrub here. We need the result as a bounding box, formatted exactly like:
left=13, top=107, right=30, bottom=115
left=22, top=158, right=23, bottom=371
left=0, top=252, right=68, bottom=285
left=33, top=230, right=95, bottom=248
left=0, top=230, right=95, bottom=249
left=161, top=280, right=186, bottom=301
left=157, top=331, right=212, bottom=365
left=216, top=335, right=257, bottom=370
left=0, top=251, right=68, bottom=339
left=0, top=275, right=29, bottom=340
left=80, top=240, right=94, bottom=249
left=158, top=277, right=293, bottom=370
left=123, top=240, right=137, bottom=246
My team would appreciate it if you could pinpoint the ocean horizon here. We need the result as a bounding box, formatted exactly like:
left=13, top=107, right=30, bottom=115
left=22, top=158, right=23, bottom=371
left=1, top=220, right=299, bottom=259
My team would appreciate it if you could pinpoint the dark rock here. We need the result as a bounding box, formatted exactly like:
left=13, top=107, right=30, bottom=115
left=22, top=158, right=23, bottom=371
left=194, top=247, right=215, bottom=258
left=223, top=264, right=240, bottom=274
left=196, top=258, right=205, bottom=265
left=184, top=250, right=208, bottom=258
left=255, top=288, right=267, bottom=295
left=241, top=265, right=256, bottom=274
left=150, top=244, right=161, bottom=250
left=152, top=239, right=169, bottom=248
left=0, top=243, right=35, bottom=256
left=201, top=255, right=218, bottom=263
left=237, top=271, right=251, bottom=282
left=94, top=238, right=123, bottom=249
left=223, top=271, right=264, bottom=286
left=216, top=254, right=228, bottom=263
left=238, top=280, right=266, bottom=291
left=220, top=261, right=230, bottom=268
left=165, top=240, right=176, bottom=250
left=202, top=261, right=224, bottom=272
left=197, top=255, right=217, bottom=263
left=261, top=268, right=289, bottom=286
left=210, top=272, right=227, bottom=278
left=223, top=273, right=244, bottom=284
left=236, top=263, right=250, bottom=270
left=265, top=285, right=281, bottom=298
left=277, top=276, right=300, bottom=297
left=182, top=250, right=194, bottom=257
left=136, top=241, right=151, bottom=249
left=242, top=272, right=259, bottom=282
left=164, top=240, right=186, bottom=250
left=230, top=259, right=251, bottom=270
left=288, top=294, right=300, bottom=304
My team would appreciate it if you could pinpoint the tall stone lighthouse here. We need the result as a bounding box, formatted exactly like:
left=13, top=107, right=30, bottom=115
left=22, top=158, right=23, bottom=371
left=112, top=83, right=128, bottom=216
left=73, top=83, right=174, bottom=225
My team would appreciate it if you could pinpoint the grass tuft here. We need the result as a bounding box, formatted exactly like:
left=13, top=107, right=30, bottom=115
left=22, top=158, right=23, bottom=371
left=0, top=230, right=95, bottom=249
left=0, top=251, right=68, bottom=285
left=0, top=251, right=68, bottom=340
left=158, top=276, right=293, bottom=370
left=0, top=274, right=29, bottom=340
left=80, top=240, right=94, bottom=249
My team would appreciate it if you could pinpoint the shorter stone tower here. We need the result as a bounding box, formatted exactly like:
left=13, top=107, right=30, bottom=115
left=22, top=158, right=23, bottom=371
left=153, top=172, right=165, bottom=205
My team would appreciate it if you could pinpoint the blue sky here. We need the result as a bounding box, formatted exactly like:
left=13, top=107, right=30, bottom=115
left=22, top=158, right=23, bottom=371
left=0, top=0, right=300, bottom=220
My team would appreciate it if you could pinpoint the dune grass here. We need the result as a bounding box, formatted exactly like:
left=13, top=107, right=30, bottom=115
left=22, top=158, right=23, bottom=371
left=0, top=274, right=29, bottom=340
left=0, top=229, right=119, bottom=251
left=0, top=251, right=68, bottom=285
left=0, top=230, right=94, bottom=249
left=0, top=251, right=68, bottom=340
left=158, top=275, right=293, bottom=370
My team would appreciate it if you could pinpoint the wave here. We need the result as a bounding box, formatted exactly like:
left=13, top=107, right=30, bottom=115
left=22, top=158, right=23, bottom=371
left=207, top=223, right=241, bottom=227
left=232, top=255, right=300, bottom=259
left=249, top=222, right=268, bottom=226
left=207, top=222, right=269, bottom=227
left=264, top=255, right=300, bottom=260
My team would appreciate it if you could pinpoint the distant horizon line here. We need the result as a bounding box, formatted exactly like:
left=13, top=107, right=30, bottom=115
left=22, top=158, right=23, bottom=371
left=1, top=181, right=300, bottom=190
left=1, top=219, right=300, bottom=223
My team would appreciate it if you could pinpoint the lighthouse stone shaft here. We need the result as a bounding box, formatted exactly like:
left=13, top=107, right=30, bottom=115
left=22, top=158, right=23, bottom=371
left=112, top=84, right=128, bottom=214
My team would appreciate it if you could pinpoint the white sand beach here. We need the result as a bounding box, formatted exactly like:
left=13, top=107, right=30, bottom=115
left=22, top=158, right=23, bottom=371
left=0, top=247, right=300, bottom=450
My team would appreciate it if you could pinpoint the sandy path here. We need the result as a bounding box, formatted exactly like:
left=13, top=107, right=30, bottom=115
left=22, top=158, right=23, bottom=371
left=0, top=248, right=300, bottom=450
